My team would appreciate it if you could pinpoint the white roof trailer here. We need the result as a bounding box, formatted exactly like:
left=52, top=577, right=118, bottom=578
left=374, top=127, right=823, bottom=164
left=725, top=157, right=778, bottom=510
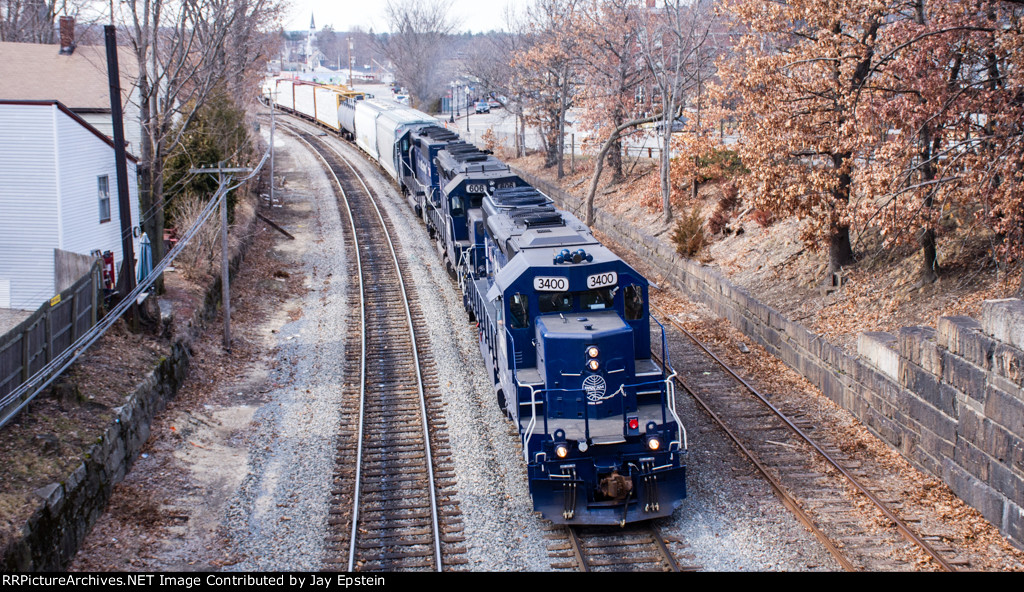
left=276, top=79, right=295, bottom=111
left=315, top=86, right=341, bottom=131
left=293, top=82, right=316, bottom=120
left=353, top=99, right=437, bottom=182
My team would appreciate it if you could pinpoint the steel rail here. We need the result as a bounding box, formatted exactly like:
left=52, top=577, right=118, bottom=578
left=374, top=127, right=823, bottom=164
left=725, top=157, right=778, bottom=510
left=566, top=526, right=590, bottom=572
left=651, top=303, right=955, bottom=572
left=647, top=525, right=683, bottom=572
left=281, top=119, right=443, bottom=571
left=280, top=128, right=369, bottom=573
left=565, top=525, right=684, bottom=572
left=324, top=139, right=443, bottom=573
left=654, top=348, right=856, bottom=571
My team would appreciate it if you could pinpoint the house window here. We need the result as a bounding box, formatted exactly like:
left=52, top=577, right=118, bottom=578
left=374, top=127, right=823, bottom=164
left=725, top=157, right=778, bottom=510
left=98, top=176, right=111, bottom=223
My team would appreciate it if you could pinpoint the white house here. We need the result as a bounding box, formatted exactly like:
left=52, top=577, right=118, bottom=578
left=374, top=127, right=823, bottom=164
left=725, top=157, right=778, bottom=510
left=0, top=100, right=141, bottom=310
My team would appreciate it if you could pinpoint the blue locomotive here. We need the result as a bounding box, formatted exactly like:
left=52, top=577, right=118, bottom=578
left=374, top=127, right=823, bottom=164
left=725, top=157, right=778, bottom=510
left=265, top=80, right=688, bottom=525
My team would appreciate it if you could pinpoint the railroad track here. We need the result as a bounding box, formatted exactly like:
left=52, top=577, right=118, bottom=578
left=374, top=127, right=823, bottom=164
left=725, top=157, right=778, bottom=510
left=651, top=304, right=960, bottom=572
left=547, top=524, right=699, bottom=571
left=279, top=119, right=466, bottom=571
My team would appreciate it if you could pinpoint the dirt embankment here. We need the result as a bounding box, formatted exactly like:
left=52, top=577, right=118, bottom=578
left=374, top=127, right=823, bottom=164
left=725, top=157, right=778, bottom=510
left=506, top=152, right=1020, bottom=353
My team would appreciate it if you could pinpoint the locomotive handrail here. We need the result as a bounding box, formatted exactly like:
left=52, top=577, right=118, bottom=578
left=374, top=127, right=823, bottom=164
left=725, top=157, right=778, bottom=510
left=456, top=249, right=471, bottom=293
left=652, top=317, right=686, bottom=451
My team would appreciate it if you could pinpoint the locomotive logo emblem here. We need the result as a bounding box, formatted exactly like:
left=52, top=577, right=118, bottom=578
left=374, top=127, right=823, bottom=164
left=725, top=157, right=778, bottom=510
left=583, top=374, right=610, bottom=403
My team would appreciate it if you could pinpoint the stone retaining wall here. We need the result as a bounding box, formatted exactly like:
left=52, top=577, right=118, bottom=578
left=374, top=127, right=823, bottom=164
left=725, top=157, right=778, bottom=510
left=2, top=213, right=255, bottom=571
left=517, top=168, right=1024, bottom=549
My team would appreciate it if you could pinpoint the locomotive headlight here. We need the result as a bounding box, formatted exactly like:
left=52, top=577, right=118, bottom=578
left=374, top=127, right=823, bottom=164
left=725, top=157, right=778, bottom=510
left=587, top=346, right=599, bottom=359
left=647, top=437, right=661, bottom=451
left=587, top=359, right=600, bottom=371
left=555, top=443, right=569, bottom=459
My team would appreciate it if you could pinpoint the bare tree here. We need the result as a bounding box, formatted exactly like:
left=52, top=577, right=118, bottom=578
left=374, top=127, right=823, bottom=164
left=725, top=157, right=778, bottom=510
left=118, top=0, right=283, bottom=272
left=376, top=0, right=458, bottom=109
left=513, top=0, right=582, bottom=176
left=637, top=0, right=715, bottom=224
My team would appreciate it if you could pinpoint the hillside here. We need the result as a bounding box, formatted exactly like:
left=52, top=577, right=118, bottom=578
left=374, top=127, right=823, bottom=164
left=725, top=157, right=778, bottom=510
left=505, top=152, right=1021, bottom=353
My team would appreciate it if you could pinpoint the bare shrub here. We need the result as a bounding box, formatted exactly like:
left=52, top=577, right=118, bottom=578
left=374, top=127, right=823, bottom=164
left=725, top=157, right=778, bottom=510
left=480, top=128, right=500, bottom=154
left=671, top=207, right=707, bottom=257
left=751, top=208, right=775, bottom=229
left=170, top=193, right=223, bottom=280
left=707, top=208, right=730, bottom=235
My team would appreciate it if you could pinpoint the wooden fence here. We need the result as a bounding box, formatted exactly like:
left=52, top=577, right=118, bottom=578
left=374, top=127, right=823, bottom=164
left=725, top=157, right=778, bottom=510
left=0, top=262, right=101, bottom=426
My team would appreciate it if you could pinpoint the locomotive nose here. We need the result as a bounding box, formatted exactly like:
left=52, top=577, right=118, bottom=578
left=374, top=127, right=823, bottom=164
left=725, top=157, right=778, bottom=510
left=536, top=311, right=635, bottom=417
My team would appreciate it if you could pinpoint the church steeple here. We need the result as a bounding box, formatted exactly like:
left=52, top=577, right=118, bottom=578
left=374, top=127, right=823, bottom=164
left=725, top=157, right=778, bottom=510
left=306, top=12, right=316, bottom=70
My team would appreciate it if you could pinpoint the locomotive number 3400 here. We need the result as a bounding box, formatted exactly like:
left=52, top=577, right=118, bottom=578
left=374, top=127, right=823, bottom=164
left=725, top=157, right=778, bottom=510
left=586, top=272, right=617, bottom=289
left=534, top=276, right=568, bottom=292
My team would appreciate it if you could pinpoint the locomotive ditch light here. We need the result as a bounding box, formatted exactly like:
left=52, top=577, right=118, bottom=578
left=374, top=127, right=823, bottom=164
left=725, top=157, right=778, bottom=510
left=647, top=436, right=661, bottom=451
left=587, top=346, right=599, bottom=359
left=587, top=359, right=600, bottom=371
left=555, top=443, right=569, bottom=459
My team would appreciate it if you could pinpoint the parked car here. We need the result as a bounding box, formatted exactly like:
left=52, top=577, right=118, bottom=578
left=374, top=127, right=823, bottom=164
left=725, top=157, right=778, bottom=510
left=488, top=99, right=501, bottom=109
left=475, top=101, right=490, bottom=113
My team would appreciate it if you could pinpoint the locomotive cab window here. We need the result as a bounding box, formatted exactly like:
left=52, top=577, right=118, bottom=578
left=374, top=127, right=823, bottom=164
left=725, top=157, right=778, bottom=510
left=539, top=292, right=572, bottom=313
left=510, top=293, right=529, bottom=329
left=583, top=288, right=614, bottom=311
left=450, top=194, right=465, bottom=217
left=625, top=285, right=644, bottom=320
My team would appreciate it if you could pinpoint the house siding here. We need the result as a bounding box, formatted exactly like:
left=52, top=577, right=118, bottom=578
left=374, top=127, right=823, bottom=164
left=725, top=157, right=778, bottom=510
left=0, top=103, right=140, bottom=310
left=0, top=104, right=60, bottom=309
left=56, top=107, right=140, bottom=277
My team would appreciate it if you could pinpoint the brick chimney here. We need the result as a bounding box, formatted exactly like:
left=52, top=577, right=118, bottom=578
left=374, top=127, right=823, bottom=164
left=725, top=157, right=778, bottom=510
left=58, top=16, right=76, bottom=55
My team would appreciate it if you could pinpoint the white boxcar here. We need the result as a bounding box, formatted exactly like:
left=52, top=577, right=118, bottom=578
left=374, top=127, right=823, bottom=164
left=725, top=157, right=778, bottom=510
left=314, top=86, right=341, bottom=131
left=294, top=82, right=316, bottom=120
left=374, top=106, right=437, bottom=181
left=353, top=99, right=391, bottom=162
left=276, top=79, right=295, bottom=111
left=352, top=99, right=436, bottom=182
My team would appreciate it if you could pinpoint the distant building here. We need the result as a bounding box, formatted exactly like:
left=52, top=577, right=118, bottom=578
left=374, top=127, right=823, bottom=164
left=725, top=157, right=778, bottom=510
left=0, top=101, right=140, bottom=310
left=0, top=17, right=142, bottom=154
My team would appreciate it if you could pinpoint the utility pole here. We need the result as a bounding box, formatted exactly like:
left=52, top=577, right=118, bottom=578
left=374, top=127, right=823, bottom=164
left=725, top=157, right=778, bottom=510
left=104, top=23, right=139, bottom=329
left=269, top=90, right=276, bottom=209
left=189, top=163, right=254, bottom=350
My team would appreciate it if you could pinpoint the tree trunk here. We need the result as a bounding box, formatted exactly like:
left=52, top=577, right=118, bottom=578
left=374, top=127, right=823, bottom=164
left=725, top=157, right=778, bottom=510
left=829, top=226, right=854, bottom=273
left=917, top=130, right=939, bottom=285
left=607, top=138, right=623, bottom=184
left=661, top=130, right=672, bottom=224
left=585, top=114, right=662, bottom=226
left=919, top=227, right=938, bottom=284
